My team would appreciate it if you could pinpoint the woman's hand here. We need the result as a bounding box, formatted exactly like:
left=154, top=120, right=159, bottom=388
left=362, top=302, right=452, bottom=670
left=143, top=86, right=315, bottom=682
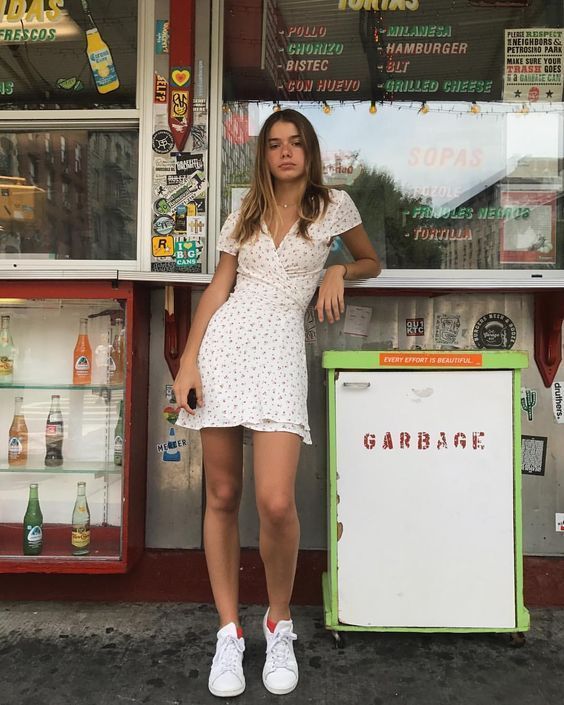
left=172, top=359, right=203, bottom=415
left=315, top=264, right=346, bottom=323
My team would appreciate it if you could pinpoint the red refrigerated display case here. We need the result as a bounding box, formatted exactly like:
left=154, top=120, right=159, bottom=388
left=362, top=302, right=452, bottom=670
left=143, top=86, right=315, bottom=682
left=0, top=280, right=149, bottom=573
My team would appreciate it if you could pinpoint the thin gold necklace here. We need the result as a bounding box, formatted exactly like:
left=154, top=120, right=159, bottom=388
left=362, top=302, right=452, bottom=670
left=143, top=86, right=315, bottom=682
left=276, top=202, right=297, bottom=209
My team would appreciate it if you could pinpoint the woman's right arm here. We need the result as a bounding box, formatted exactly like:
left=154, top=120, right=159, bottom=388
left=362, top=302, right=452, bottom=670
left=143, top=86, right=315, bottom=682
left=173, top=252, right=238, bottom=413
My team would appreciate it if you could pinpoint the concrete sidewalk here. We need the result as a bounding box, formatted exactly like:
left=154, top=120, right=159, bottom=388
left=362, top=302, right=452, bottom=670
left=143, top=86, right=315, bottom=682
left=1, top=603, right=562, bottom=705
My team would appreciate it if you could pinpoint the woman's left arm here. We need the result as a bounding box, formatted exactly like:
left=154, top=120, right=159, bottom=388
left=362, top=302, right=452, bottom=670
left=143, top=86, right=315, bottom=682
left=315, top=224, right=381, bottom=323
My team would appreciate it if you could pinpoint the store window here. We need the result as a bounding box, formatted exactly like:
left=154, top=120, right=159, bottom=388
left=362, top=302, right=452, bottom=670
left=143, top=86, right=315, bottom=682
left=0, top=130, right=138, bottom=259
left=0, top=0, right=136, bottom=110
left=221, top=0, right=563, bottom=272
left=0, top=0, right=139, bottom=264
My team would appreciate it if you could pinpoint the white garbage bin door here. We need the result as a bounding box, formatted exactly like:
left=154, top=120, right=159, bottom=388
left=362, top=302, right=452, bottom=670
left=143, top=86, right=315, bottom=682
left=335, top=369, right=516, bottom=629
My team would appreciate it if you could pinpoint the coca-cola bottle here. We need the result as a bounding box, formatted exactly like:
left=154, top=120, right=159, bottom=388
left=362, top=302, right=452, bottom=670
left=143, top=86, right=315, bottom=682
left=45, top=394, right=63, bottom=467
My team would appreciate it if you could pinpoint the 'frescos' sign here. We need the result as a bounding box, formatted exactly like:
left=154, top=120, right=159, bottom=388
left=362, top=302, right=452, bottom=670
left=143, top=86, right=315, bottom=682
left=223, top=0, right=560, bottom=102
left=0, top=1, right=70, bottom=43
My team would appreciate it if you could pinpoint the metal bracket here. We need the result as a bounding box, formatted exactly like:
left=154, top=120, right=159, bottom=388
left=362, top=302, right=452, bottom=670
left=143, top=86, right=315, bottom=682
left=534, top=291, right=564, bottom=387
left=164, top=285, right=191, bottom=379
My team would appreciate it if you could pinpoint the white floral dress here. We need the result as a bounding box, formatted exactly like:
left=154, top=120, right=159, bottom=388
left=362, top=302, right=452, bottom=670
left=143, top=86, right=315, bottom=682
left=176, top=188, right=362, bottom=444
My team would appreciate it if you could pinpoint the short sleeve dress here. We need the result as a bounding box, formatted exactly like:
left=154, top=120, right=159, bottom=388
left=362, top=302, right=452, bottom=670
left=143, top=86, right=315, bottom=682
left=176, top=189, right=362, bottom=444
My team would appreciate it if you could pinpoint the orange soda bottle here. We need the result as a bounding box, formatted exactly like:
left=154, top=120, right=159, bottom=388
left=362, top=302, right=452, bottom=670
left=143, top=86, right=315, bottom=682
left=8, top=395, right=28, bottom=466
left=73, top=318, right=92, bottom=385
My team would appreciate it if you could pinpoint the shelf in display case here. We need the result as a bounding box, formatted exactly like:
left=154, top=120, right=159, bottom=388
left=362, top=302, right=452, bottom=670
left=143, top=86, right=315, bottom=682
left=1, top=524, right=121, bottom=561
left=0, top=458, right=122, bottom=475
left=0, top=384, right=125, bottom=392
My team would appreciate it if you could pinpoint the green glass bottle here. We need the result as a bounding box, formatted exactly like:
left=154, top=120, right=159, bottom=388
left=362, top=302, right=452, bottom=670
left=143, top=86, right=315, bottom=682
left=71, top=481, right=91, bottom=556
left=23, top=483, right=43, bottom=556
left=114, top=400, right=124, bottom=466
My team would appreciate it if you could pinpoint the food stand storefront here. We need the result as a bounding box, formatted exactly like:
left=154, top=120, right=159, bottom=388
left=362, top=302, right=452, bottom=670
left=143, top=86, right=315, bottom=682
left=0, top=0, right=563, bottom=606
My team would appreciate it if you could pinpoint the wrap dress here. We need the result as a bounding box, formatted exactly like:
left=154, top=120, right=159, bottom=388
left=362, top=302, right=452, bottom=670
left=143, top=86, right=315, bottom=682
left=176, top=188, right=362, bottom=444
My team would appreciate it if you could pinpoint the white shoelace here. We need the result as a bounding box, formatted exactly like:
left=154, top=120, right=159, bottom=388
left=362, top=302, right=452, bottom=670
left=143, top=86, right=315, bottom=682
left=214, top=636, right=245, bottom=674
left=266, top=630, right=297, bottom=670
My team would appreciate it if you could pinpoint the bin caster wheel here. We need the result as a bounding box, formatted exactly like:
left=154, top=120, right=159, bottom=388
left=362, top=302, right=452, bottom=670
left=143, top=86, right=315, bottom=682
left=331, top=631, right=345, bottom=649
left=509, top=632, right=526, bottom=648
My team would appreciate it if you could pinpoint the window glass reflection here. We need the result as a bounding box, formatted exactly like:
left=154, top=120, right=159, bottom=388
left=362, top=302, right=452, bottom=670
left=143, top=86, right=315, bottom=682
left=0, top=130, right=138, bottom=260
left=221, top=101, right=563, bottom=270
left=0, top=0, right=137, bottom=110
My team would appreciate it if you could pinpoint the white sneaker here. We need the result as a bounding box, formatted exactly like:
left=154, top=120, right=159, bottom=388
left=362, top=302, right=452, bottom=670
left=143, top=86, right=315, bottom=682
left=208, top=622, right=246, bottom=698
left=262, top=610, right=299, bottom=695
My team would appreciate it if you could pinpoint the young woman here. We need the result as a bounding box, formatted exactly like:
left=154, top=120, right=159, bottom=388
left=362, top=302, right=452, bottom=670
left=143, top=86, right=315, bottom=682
left=173, top=108, right=381, bottom=698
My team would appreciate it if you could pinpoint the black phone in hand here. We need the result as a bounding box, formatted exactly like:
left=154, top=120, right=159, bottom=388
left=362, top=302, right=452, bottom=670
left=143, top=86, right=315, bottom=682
left=187, top=388, right=197, bottom=410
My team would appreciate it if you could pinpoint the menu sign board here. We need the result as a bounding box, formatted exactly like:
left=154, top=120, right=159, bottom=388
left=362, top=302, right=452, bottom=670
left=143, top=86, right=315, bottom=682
left=223, top=0, right=562, bottom=103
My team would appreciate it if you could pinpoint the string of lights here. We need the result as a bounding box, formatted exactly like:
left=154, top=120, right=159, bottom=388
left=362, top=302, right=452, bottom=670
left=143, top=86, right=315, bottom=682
left=221, top=100, right=564, bottom=118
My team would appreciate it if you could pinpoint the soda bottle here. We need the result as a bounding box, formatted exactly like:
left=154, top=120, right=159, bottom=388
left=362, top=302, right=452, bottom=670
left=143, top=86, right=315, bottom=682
left=73, top=318, right=92, bottom=385
left=0, top=314, right=15, bottom=383
left=8, top=396, right=28, bottom=466
left=109, top=317, right=125, bottom=386
left=86, top=27, right=120, bottom=94
left=45, top=394, right=64, bottom=467
left=114, top=400, right=124, bottom=465
left=93, top=330, right=111, bottom=385
left=23, top=483, right=43, bottom=556
left=71, top=481, right=91, bottom=556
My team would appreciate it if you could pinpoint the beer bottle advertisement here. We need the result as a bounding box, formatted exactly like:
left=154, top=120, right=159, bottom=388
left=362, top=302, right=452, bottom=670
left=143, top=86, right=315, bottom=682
left=73, top=318, right=92, bottom=385
left=71, top=481, right=91, bottom=556
left=45, top=394, right=64, bottom=468
left=23, top=483, right=43, bottom=556
left=8, top=395, right=28, bottom=466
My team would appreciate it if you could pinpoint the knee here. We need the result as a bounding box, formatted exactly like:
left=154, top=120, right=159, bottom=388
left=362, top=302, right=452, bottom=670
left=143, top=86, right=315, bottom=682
left=258, top=496, right=296, bottom=528
left=206, top=482, right=241, bottom=514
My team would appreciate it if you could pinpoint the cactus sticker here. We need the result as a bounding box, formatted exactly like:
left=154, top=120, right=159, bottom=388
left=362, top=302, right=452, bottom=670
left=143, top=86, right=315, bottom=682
left=521, top=388, right=537, bottom=422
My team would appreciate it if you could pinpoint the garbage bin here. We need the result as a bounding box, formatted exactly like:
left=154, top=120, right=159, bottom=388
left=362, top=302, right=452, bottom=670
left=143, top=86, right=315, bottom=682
left=322, top=350, right=530, bottom=638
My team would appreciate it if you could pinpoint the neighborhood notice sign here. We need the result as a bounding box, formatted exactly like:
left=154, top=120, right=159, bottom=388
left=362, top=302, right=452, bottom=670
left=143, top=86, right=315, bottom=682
left=503, top=28, right=563, bottom=102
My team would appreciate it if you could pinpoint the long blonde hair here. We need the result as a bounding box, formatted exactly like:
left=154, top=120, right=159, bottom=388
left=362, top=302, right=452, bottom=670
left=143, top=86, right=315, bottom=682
left=232, top=109, right=332, bottom=245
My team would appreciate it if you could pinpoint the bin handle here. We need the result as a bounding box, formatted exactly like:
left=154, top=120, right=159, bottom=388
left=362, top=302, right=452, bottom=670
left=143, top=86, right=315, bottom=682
left=343, top=382, right=371, bottom=388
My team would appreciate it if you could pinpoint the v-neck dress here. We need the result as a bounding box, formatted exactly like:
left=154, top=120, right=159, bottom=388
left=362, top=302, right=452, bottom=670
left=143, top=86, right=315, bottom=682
left=176, top=188, right=362, bottom=444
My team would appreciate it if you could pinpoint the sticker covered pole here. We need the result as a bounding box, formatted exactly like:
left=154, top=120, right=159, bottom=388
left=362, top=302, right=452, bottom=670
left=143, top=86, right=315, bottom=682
left=168, top=0, right=195, bottom=152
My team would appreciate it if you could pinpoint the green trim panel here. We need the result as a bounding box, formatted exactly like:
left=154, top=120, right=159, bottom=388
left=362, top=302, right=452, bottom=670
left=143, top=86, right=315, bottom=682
left=323, top=350, right=530, bottom=635
left=323, top=349, right=528, bottom=371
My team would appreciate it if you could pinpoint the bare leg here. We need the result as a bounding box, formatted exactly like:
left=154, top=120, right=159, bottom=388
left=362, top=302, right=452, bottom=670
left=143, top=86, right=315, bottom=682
left=253, top=431, right=301, bottom=623
left=201, top=426, right=244, bottom=628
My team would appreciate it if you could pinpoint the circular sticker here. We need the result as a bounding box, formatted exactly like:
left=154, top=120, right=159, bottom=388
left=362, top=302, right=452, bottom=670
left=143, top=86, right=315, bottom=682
left=153, top=215, right=175, bottom=235
left=152, top=130, right=175, bottom=154
left=473, top=313, right=517, bottom=350
left=153, top=197, right=171, bottom=215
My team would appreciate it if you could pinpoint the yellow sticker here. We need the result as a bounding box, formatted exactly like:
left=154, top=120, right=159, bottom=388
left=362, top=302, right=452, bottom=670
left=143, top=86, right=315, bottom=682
left=152, top=235, right=174, bottom=257
left=171, top=69, right=190, bottom=87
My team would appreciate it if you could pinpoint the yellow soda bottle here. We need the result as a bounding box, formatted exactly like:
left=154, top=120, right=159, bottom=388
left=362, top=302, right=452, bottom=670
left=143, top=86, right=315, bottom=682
left=86, top=28, right=120, bottom=94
